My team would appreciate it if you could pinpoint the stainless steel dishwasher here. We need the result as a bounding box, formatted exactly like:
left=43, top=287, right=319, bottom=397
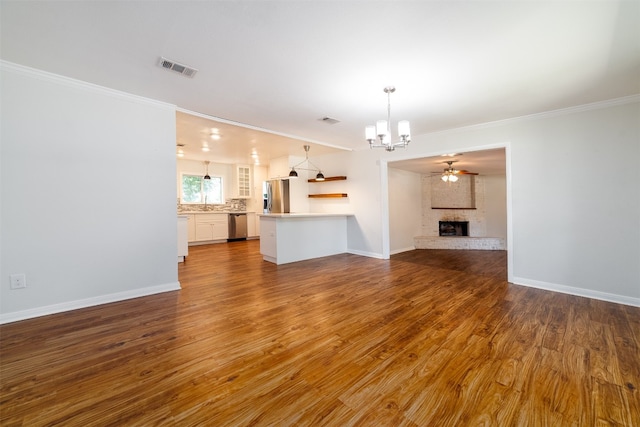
left=227, top=213, right=248, bottom=241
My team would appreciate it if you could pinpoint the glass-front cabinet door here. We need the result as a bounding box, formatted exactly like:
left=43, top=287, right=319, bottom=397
left=236, top=165, right=251, bottom=198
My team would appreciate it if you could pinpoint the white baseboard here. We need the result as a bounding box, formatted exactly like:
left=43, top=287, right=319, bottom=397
left=0, top=282, right=182, bottom=325
left=390, top=246, right=416, bottom=255
left=347, top=249, right=385, bottom=259
left=511, top=276, right=640, bottom=307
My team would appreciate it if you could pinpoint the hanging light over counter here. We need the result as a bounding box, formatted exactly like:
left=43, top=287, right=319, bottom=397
left=289, top=145, right=324, bottom=180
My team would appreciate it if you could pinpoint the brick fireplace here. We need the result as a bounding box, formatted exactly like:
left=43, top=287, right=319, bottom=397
left=414, top=174, right=506, bottom=250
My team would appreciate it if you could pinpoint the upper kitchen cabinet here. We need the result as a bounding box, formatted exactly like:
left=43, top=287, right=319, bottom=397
left=235, top=165, right=251, bottom=198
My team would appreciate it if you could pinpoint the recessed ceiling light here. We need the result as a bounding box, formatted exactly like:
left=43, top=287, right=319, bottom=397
left=441, top=153, right=462, bottom=157
left=210, top=134, right=221, bottom=140
left=202, top=146, right=210, bottom=152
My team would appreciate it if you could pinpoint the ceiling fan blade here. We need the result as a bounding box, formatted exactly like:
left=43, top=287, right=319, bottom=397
left=457, top=170, right=478, bottom=175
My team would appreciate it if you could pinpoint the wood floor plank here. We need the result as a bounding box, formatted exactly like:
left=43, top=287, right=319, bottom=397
left=1, top=241, right=638, bottom=425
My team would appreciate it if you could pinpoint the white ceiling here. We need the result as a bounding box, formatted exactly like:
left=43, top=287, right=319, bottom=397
left=2, top=1, right=638, bottom=173
left=175, top=110, right=346, bottom=165
left=389, top=148, right=507, bottom=176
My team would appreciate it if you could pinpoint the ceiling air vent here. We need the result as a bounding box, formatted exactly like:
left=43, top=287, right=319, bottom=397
left=319, top=116, right=340, bottom=125
left=158, top=57, right=198, bottom=78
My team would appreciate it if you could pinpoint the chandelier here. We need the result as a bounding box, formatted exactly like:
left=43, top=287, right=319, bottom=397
left=289, top=145, right=324, bottom=181
left=365, top=86, right=411, bottom=151
left=441, top=161, right=459, bottom=182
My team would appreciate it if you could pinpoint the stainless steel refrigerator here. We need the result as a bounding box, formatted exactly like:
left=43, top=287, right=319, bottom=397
left=264, top=179, right=290, bottom=213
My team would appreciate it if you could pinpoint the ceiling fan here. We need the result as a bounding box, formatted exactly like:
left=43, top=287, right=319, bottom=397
left=433, top=160, right=478, bottom=182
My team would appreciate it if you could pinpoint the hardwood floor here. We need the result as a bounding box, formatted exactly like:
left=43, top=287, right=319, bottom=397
left=1, top=240, right=638, bottom=426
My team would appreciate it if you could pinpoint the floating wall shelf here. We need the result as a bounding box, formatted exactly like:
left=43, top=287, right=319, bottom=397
left=308, top=176, right=347, bottom=183
left=308, top=193, right=348, bottom=198
left=308, top=176, right=347, bottom=198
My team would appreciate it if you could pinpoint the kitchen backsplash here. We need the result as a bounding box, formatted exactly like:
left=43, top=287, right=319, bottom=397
left=177, top=198, right=247, bottom=213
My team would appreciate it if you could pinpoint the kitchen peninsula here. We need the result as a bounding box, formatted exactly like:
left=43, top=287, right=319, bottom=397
left=259, top=213, right=353, bottom=265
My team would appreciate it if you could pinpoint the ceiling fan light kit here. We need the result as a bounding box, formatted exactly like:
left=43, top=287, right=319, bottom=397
left=366, top=86, right=411, bottom=152
left=442, top=173, right=459, bottom=183
left=439, top=160, right=479, bottom=182
left=442, top=160, right=459, bottom=183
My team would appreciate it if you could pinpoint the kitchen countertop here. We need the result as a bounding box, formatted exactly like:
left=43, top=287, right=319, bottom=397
left=259, top=213, right=354, bottom=218
left=177, top=211, right=252, bottom=214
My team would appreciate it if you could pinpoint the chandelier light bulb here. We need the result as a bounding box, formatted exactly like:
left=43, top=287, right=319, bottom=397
left=398, top=120, right=410, bottom=137
left=365, top=126, right=376, bottom=141
left=376, top=120, right=387, bottom=138
left=449, top=174, right=458, bottom=182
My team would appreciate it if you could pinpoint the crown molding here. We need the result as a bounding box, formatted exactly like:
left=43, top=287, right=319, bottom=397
left=418, top=93, right=640, bottom=139
left=0, top=60, right=175, bottom=111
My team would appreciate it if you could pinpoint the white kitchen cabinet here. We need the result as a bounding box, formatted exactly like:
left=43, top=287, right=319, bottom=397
left=247, top=212, right=257, bottom=237
left=185, top=214, right=196, bottom=242
left=178, top=216, right=188, bottom=262
left=235, top=165, right=251, bottom=198
left=254, top=212, right=260, bottom=236
left=195, top=213, right=228, bottom=241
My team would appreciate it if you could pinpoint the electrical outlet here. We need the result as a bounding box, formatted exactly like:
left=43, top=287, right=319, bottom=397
left=10, top=274, right=27, bottom=290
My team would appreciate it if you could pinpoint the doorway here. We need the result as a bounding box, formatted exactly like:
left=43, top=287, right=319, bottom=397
left=383, top=145, right=512, bottom=281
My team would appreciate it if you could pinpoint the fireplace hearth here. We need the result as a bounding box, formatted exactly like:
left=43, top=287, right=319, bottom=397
left=439, top=221, right=469, bottom=236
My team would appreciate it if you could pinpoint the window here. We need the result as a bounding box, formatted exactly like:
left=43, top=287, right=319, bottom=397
left=181, top=174, right=223, bottom=204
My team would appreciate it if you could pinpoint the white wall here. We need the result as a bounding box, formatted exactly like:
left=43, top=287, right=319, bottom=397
left=388, top=168, right=422, bottom=254
left=308, top=149, right=384, bottom=258
left=0, top=62, right=180, bottom=323
left=346, top=98, right=640, bottom=305
left=484, top=174, right=507, bottom=239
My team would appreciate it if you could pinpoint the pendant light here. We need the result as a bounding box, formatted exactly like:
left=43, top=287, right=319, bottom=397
left=203, top=160, right=211, bottom=180
left=289, top=145, right=324, bottom=180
